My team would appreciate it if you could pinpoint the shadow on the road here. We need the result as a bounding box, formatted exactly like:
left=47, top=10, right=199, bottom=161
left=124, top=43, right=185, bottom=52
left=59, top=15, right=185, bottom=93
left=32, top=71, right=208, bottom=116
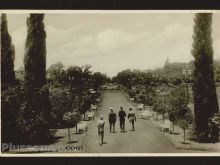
left=102, top=142, right=108, bottom=145
left=170, top=132, right=180, bottom=135
left=180, top=142, right=191, bottom=145
left=120, top=130, right=127, bottom=133
left=74, top=132, right=84, bottom=135
left=67, top=140, right=78, bottom=144
left=49, top=136, right=65, bottom=144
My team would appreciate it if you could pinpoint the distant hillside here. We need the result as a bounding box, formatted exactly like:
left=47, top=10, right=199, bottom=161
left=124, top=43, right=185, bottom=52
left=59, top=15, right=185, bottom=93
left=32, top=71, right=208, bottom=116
left=144, top=59, right=220, bottom=82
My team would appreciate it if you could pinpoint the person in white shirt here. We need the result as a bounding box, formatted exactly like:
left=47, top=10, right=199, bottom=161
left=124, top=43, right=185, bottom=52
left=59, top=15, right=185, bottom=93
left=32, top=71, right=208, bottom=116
left=97, top=116, right=105, bottom=145
left=128, top=108, right=136, bottom=131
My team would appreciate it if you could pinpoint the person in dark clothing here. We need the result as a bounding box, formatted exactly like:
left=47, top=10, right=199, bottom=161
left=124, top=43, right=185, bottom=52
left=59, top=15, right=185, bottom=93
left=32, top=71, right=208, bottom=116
left=118, top=107, right=126, bottom=132
left=128, top=108, right=136, bottom=131
left=108, top=108, right=117, bottom=133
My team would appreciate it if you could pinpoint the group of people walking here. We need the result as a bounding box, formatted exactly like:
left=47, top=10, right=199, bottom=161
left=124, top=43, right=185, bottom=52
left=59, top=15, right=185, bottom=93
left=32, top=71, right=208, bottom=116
left=97, top=107, right=136, bottom=145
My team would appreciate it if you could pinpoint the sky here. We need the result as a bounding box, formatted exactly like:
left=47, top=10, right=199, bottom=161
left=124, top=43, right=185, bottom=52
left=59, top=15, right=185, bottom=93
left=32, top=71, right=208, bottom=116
left=5, top=12, right=220, bottom=77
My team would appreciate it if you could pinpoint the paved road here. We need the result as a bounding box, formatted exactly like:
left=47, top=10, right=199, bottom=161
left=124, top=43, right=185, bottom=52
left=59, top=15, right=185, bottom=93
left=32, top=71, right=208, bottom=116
left=82, top=90, right=183, bottom=153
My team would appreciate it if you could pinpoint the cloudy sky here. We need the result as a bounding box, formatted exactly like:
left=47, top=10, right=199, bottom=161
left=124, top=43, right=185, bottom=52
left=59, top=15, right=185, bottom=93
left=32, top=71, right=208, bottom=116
left=5, top=12, right=220, bottom=77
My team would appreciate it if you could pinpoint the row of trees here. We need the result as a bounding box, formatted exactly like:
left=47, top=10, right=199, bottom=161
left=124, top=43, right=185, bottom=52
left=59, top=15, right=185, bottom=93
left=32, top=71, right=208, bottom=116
left=47, top=62, right=109, bottom=90
left=2, top=14, right=55, bottom=144
left=1, top=13, right=220, bottom=145
left=48, top=62, right=109, bottom=128
left=115, top=13, right=220, bottom=143
left=1, top=14, right=16, bottom=90
left=2, top=14, right=24, bottom=144
left=1, top=13, right=109, bottom=145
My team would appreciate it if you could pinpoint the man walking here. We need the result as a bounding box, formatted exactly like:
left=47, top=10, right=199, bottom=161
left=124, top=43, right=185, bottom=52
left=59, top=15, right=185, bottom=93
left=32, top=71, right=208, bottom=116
left=97, top=116, right=105, bottom=145
left=108, top=108, right=117, bottom=133
left=128, top=108, right=136, bottom=131
left=118, top=107, right=126, bottom=132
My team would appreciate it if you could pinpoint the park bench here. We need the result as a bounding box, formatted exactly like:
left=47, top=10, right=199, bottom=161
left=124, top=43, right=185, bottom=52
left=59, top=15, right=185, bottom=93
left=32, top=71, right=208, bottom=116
left=137, top=104, right=144, bottom=109
left=137, top=111, right=143, bottom=119
left=156, top=119, right=173, bottom=133
left=141, top=110, right=152, bottom=119
left=89, top=88, right=96, bottom=94
left=157, top=114, right=163, bottom=120
left=90, top=90, right=96, bottom=94
left=153, top=120, right=161, bottom=129
left=77, top=121, right=88, bottom=133
left=87, top=111, right=95, bottom=120
left=161, top=119, right=173, bottom=133
left=91, top=104, right=97, bottom=111
left=96, top=98, right=101, bottom=102
left=137, top=104, right=144, bottom=118
left=156, top=120, right=164, bottom=131
left=151, top=111, right=157, bottom=117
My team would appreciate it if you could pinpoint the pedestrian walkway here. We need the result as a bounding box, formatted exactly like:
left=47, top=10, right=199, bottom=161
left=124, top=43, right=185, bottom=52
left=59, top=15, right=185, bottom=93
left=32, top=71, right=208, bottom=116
left=82, top=90, right=182, bottom=153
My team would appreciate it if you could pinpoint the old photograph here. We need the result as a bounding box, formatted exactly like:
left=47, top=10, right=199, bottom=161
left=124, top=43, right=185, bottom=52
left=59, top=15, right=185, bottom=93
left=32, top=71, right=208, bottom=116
left=1, top=10, right=220, bottom=155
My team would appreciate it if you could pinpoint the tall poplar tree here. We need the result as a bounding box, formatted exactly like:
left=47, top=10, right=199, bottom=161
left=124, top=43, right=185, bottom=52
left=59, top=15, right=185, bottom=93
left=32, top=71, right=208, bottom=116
left=192, top=13, right=219, bottom=142
left=1, top=14, right=15, bottom=90
left=21, top=14, right=52, bottom=144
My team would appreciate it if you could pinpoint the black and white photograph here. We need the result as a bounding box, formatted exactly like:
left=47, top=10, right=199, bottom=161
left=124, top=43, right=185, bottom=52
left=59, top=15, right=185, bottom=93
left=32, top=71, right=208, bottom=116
left=1, top=10, right=220, bottom=156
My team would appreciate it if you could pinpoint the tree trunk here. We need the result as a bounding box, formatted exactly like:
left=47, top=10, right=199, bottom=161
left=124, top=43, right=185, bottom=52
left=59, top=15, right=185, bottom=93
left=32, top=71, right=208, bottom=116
left=68, top=127, right=70, bottom=142
left=183, top=129, right=186, bottom=144
left=75, top=124, right=78, bottom=133
left=173, top=123, right=175, bottom=134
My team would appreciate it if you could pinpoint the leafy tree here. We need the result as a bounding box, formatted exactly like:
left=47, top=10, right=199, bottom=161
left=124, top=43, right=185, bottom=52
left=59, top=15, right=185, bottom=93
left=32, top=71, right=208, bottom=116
left=18, top=14, right=53, bottom=144
left=192, top=13, right=219, bottom=142
left=1, top=14, right=16, bottom=90
left=49, top=86, right=73, bottom=128
left=47, top=62, right=65, bottom=85
left=167, top=87, right=192, bottom=133
left=144, top=86, right=156, bottom=109
left=82, top=65, right=92, bottom=81
left=117, top=69, right=132, bottom=89
left=92, top=72, right=107, bottom=90
left=63, top=112, right=81, bottom=142
left=47, top=62, right=64, bottom=74
left=66, top=66, right=83, bottom=88
left=111, top=76, right=118, bottom=84
left=1, top=83, right=24, bottom=144
left=80, top=95, right=92, bottom=118
left=153, top=96, right=166, bottom=119
left=178, top=119, right=190, bottom=144
left=128, top=89, right=136, bottom=98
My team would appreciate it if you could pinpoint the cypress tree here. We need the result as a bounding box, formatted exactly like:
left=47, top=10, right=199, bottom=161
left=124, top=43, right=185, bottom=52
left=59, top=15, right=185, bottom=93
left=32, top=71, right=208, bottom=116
left=21, top=14, right=52, bottom=144
left=192, top=13, right=219, bottom=142
left=1, top=14, right=15, bottom=90
left=24, top=14, right=46, bottom=88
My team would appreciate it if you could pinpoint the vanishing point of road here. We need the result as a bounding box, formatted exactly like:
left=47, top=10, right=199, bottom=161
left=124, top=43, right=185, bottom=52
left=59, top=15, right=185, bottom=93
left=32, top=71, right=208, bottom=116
left=82, top=90, right=191, bottom=153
